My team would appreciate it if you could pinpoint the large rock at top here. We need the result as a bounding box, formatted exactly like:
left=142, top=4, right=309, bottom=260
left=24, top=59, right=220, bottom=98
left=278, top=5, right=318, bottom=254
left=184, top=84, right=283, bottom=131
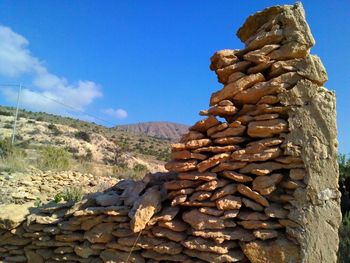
left=237, top=3, right=315, bottom=59
left=0, top=203, right=33, bottom=230
left=129, top=186, right=161, bottom=233
left=240, top=237, right=301, bottom=263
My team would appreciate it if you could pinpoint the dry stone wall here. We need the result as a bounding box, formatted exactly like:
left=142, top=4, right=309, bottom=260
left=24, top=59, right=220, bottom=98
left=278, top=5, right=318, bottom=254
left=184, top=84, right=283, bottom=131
left=0, top=3, right=341, bottom=263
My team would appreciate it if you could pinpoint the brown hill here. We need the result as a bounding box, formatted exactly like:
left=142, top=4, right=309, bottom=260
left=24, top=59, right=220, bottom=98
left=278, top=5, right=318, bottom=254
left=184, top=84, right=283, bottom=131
left=116, top=122, right=189, bottom=141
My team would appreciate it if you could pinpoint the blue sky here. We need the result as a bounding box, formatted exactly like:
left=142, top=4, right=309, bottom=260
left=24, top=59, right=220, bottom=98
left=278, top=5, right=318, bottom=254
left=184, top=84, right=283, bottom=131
left=0, top=0, right=349, bottom=153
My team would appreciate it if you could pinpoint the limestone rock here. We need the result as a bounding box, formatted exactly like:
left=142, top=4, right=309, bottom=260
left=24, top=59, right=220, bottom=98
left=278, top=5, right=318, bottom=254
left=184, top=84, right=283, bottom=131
left=216, top=195, right=242, bottom=210
left=184, top=248, right=245, bottom=263
left=0, top=203, right=32, bottom=230
left=130, top=186, right=161, bottom=233
left=182, top=209, right=225, bottom=230
left=197, top=153, right=231, bottom=172
left=190, top=116, right=220, bottom=132
left=210, top=73, right=265, bottom=105
left=248, top=119, right=288, bottom=138
left=240, top=237, right=300, bottom=263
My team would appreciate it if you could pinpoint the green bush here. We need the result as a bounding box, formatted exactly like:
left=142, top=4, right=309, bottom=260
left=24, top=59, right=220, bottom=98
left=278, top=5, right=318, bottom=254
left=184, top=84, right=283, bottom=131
left=74, top=131, right=91, bottom=142
left=48, top=123, right=62, bottom=136
left=54, top=187, right=83, bottom=203
left=38, top=146, right=71, bottom=171
left=0, top=138, right=14, bottom=157
left=133, top=163, right=148, bottom=173
left=338, top=212, right=350, bottom=263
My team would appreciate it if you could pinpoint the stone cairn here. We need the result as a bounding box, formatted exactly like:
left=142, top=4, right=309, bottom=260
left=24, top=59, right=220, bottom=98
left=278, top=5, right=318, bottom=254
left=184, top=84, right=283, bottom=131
left=0, top=3, right=341, bottom=263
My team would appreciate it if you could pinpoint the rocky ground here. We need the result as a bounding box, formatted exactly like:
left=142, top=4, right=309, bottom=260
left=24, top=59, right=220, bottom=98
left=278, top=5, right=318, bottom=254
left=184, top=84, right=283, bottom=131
left=0, top=169, right=119, bottom=205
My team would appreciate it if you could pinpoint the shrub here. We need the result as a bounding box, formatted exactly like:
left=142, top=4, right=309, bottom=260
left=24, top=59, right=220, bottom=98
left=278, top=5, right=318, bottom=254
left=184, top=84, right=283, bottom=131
left=0, top=110, right=12, bottom=116
left=133, top=163, right=148, bottom=173
left=0, top=138, right=14, bottom=157
left=48, top=123, right=62, bottom=136
left=3, top=123, right=13, bottom=129
left=74, top=131, right=91, bottom=142
left=38, top=146, right=71, bottom=171
left=54, top=187, right=83, bottom=203
left=338, top=212, right=350, bottom=263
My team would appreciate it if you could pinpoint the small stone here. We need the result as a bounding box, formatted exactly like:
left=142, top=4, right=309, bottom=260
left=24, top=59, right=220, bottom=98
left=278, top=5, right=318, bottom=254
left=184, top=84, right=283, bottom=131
left=222, top=171, right=253, bottom=183
left=238, top=211, right=269, bottom=221
left=158, top=219, right=188, bottom=232
left=216, top=195, right=242, bottom=210
left=178, top=172, right=217, bottom=181
left=182, top=237, right=237, bottom=254
left=199, top=207, right=224, bottom=217
left=215, top=61, right=252, bottom=84
left=252, top=173, right=284, bottom=190
left=184, top=248, right=245, bottom=263
left=151, top=226, right=187, bottom=242
left=211, top=73, right=264, bottom=105
left=164, top=180, right=200, bottom=190
left=211, top=161, right=247, bottom=173
left=289, top=169, right=306, bottom=180
left=171, top=194, right=187, bottom=206
left=180, top=131, right=206, bottom=142
left=197, top=153, right=231, bottom=172
left=265, top=204, right=289, bottom=219
left=242, top=197, right=264, bottom=212
left=84, top=222, right=114, bottom=243
left=210, top=126, right=246, bottom=138
left=238, top=220, right=283, bottom=230
left=189, top=191, right=212, bottom=201
left=247, top=119, right=288, bottom=138
left=165, top=160, right=198, bottom=173
left=240, top=237, right=301, bottom=263
left=211, top=184, right=238, bottom=201
left=213, top=137, right=246, bottom=145
left=193, top=145, right=238, bottom=154
left=182, top=209, right=225, bottom=230
left=190, top=116, right=220, bottom=132
left=253, top=229, right=278, bottom=240
left=171, top=150, right=207, bottom=161
left=129, top=186, right=161, bottom=233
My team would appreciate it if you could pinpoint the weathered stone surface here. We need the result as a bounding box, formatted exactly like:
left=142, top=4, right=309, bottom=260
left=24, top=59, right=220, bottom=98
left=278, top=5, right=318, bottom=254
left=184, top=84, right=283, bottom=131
left=190, top=227, right=255, bottom=242
left=208, top=104, right=237, bottom=116
left=252, top=173, right=284, bottom=191
left=189, top=191, right=212, bottom=201
left=95, top=192, right=122, bottom=207
left=215, top=61, right=252, bottom=84
left=190, top=116, right=220, bottom=132
left=213, top=136, right=246, bottom=145
left=216, top=195, right=242, bottom=210
left=242, top=197, right=264, bottom=212
left=269, top=55, right=327, bottom=85
left=171, top=150, right=207, bottom=161
left=165, top=180, right=200, bottom=190
left=130, top=186, right=161, bottom=233
left=289, top=168, right=306, bottom=180
left=237, top=211, right=269, bottom=221
left=197, top=153, right=231, bottom=172
left=178, top=171, right=217, bottom=181
left=210, top=73, right=265, bottom=105
left=182, top=209, right=225, bottom=230
left=100, top=249, right=145, bottom=263
left=199, top=207, right=224, bottom=216
left=193, top=145, right=238, bottom=154
left=184, top=248, right=245, bottom=263
left=210, top=49, right=239, bottom=71
left=84, top=222, right=114, bottom=243
left=0, top=203, right=32, bottom=230
left=240, top=161, right=304, bottom=175
left=142, top=250, right=188, bottom=261
left=182, top=237, right=237, bottom=254
left=151, top=226, right=187, bottom=242
left=158, top=219, right=188, bottom=232
left=211, top=184, right=238, bottom=201
left=240, top=237, right=300, bottom=263
left=238, top=220, right=283, bottom=230
left=210, top=126, right=246, bottom=138
left=253, top=229, right=278, bottom=240
left=248, top=119, right=288, bottom=138
left=212, top=161, right=247, bottom=173
left=222, top=171, right=253, bottom=183
left=165, top=160, right=198, bottom=173
left=237, top=184, right=269, bottom=207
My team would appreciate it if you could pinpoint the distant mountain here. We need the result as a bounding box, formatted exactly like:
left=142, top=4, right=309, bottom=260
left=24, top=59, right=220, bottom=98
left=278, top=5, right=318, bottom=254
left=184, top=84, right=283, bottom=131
left=116, top=122, right=189, bottom=141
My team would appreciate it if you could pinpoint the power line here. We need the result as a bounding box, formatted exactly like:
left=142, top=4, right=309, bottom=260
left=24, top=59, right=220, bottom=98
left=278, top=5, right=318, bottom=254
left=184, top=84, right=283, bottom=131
left=0, top=84, right=116, bottom=127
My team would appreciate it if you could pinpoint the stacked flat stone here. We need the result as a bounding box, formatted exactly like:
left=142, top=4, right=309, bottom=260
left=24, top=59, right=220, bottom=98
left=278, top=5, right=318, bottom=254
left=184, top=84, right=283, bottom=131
left=0, top=3, right=341, bottom=263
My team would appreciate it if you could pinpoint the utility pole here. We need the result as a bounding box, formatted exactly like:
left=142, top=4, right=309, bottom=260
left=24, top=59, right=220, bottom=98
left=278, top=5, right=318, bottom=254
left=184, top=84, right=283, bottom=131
left=11, top=83, right=22, bottom=145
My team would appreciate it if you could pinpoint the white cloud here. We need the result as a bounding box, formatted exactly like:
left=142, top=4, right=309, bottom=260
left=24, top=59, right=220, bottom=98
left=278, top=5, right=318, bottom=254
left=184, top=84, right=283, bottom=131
left=0, top=25, right=102, bottom=115
left=102, top=108, right=128, bottom=119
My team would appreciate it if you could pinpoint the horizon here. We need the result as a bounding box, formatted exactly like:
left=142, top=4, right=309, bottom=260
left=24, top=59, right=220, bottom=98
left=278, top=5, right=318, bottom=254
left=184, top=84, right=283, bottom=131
left=0, top=0, right=349, bottom=153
